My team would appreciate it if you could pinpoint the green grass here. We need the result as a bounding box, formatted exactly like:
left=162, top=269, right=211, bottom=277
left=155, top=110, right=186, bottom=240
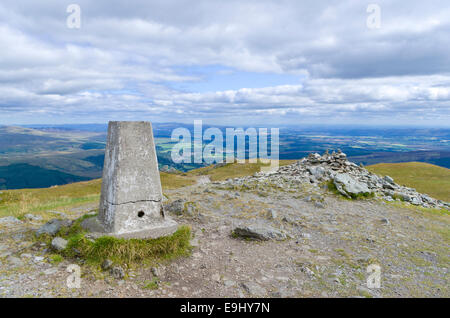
left=57, top=222, right=192, bottom=267
left=0, top=173, right=194, bottom=219
left=0, top=179, right=102, bottom=218
left=33, top=211, right=193, bottom=269
left=159, top=172, right=196, bottom=189
left=143, top=277, right=160, bottom=290
left=367, top=162, right=450, bottom=202
left=48, top=254, right=64, bottom=264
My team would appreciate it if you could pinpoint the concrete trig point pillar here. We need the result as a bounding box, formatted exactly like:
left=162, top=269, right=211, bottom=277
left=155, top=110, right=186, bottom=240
left=83, top=121, right=177, bottom=239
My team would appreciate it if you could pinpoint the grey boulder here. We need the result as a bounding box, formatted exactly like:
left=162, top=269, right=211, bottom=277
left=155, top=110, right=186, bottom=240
left=333, top=173, right=371, bottom=197
left=51, top=237, right=68, bottom=251
left=164, top=199, right=186, bottom=216
left=233, top=225, right=287, bottom=241
left=241, top=282, right=266, bottom=296
left=110, top=266, right=125, bottom=279
left=35, top=219, right=72, bottom=236
left=0, top=216, right=22, bottom=226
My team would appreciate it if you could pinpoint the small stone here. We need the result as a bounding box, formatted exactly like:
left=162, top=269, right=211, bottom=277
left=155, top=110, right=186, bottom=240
left=0, top=216, right=22, bottom=225
left=43, top=268, right=58, bottom=275
left=110, top=266, right=125, bottom=279
left=282, top=215, right=301, bottom=225
left=380, top=218, right=390, bottom=225
left=232, top=225, right=287, bottom=241
left=271, top=288, right=294, bottom=298
left=190, top=237, right=199, bottom=247
left=314, top=201, right=326, bottom=209
left=266, top=209, right=277, bottom=219
left=211, top=273, right=221, bottom=283
left=383, top=176, right=394, bottom=184
left=241, top=282, right=266, bottom=297
left=151, top=266, right=165, bottom=278
left=51, top=237, right=68, bottom=251
left=101, top=259, right=113, bottom=270
left=36, top=219, right=71, bottom=236
left=7, top=256, right=23, bottom=267
left=163, top=199, right=186, bottom=216
left=34, top=256, right=45, bottom=263
left=224, top=280, right=235, bottom=287
left=299, top=233, right=311, bottom=239
left=24, top=214, right=43, bottom=221
left=302, top=267, right=315, bottom=278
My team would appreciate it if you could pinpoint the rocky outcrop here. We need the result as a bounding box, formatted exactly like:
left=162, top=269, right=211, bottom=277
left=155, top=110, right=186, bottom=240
left=220, top=150, right=449, bottom=210
left=35, top=219, right=72, bottom=236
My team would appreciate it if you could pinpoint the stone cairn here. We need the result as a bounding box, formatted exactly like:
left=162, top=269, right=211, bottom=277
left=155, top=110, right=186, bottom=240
left=219, top=150, right=449, bottom=210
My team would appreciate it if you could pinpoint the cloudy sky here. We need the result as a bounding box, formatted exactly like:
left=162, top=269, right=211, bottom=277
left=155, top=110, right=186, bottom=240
left=0, top=0, right=449, bottom=126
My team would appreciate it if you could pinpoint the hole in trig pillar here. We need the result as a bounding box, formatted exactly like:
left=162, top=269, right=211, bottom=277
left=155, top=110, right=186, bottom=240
left=137, top=211, right=145, bottom=218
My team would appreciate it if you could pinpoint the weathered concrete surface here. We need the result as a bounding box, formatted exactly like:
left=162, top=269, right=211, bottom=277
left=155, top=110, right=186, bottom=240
left=85, top=121, right=177, bottom=238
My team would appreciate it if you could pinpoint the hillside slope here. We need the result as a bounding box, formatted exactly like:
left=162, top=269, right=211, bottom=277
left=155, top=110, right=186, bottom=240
left=0, top=163, right=90, bottom=190
left=367, top=162, right=450, bottom=202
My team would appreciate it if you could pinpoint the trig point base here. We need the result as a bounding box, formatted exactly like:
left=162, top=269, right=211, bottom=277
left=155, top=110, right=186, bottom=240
left=82, top=121, right=177, bottom=239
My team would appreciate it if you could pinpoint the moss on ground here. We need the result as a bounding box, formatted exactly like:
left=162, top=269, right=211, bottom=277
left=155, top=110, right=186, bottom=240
left=143, top=277, right=160, bottom=290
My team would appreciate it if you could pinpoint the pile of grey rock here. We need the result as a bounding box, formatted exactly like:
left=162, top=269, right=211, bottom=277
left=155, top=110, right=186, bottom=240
left=220, top=150, right=449, bottom=210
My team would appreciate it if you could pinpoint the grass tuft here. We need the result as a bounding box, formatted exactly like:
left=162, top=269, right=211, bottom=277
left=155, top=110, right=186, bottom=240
left=143, top=277, right=160, bottom=290
left=48, top=254, right=64, bottom=264
left=58, top=223, right=192, bottom=267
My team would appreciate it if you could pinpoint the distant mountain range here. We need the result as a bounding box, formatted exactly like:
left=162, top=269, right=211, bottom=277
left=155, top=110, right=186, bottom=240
left=0, top=124, right=449, bottom=189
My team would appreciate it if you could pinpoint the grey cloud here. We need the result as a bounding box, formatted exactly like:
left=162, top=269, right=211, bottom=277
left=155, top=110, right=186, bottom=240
left=0, top=0, right=449, bottom=124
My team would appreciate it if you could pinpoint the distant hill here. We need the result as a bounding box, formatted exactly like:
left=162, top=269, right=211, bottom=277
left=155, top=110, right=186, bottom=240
left=1, top=124, right=450, bottom=189
left=367, top=162, right=450, bottom=202
left=1, top=160, right=448, bottom=220
left=0, top=163, right=89, bottom=190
